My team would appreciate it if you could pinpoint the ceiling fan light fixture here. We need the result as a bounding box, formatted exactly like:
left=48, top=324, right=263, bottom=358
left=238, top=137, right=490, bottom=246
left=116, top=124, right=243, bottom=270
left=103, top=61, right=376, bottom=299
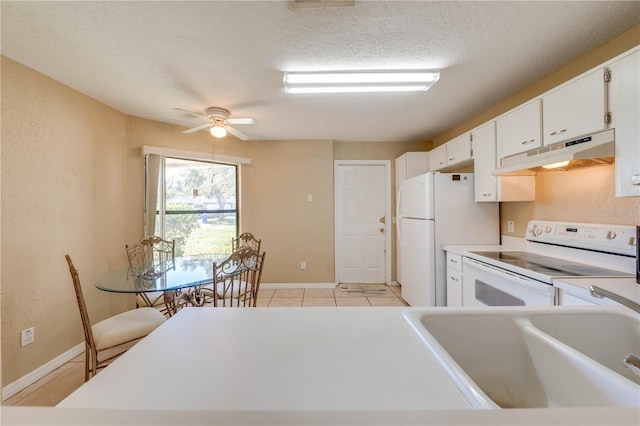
left=210, top=124, right=227, bottom=138
left=283, top=70, right=440, bottom=94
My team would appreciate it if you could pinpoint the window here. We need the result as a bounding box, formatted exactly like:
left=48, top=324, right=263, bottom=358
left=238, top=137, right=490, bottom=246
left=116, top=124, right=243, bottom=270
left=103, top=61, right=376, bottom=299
left=146, top=155, right=238, bottom=256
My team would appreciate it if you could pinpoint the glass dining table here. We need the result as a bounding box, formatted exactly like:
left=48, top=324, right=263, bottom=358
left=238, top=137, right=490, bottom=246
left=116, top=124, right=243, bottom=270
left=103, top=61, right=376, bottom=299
left=96, top=255, right=229, bottom=316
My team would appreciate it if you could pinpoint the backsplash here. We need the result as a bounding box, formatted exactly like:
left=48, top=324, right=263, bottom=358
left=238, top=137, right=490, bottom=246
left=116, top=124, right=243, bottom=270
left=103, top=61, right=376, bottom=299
left=501, top=164, right=640, bottom=237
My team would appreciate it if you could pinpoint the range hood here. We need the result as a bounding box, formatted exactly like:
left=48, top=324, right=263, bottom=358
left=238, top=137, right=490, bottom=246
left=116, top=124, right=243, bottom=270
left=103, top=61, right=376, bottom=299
left=494, top=128, right=615, bottom=175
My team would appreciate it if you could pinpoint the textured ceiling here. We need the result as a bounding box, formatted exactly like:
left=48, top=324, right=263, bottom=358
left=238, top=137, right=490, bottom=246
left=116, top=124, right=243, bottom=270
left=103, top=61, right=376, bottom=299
left=2, top=1, right=639, bottom=142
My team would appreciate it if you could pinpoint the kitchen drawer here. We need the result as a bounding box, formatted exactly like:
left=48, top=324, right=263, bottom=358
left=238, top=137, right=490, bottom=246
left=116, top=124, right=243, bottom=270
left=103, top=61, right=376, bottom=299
left=447, top=269, right=463, bottom=307
left=447, top=253, right=463, bottom=272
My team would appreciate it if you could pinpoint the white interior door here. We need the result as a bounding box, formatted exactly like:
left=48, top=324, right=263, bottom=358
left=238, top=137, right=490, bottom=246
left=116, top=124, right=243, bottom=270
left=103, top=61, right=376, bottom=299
left=335, top=162, right=389, bottom=284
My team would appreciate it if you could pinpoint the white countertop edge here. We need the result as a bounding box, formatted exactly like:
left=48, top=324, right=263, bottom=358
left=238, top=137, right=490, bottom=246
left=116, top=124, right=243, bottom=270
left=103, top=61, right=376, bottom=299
left=554, top=277, right=640, bottom=305
left=442, top=236, right=526, bottom=256
left=3, top=406, right=640, bottom=426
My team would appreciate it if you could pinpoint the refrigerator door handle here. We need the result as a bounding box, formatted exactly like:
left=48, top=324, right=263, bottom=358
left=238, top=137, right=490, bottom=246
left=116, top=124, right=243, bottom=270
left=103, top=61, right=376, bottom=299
left=396, top=186, right=404, bottom=248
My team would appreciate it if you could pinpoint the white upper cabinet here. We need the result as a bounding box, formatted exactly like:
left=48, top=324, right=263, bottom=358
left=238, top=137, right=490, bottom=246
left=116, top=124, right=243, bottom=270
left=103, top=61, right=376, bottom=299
left=473, top=122, right=498, bottom=201
left=395, top=152, right=429, bottom=195
left=542, top=68, right=606, bottom=146
left=428, top=144, right=448, bottom=171
left=608, top=49, right=640, bottom=197
left=496, top=100, right=542, bottom=162
left=472, top=121, right=535, bottom=202
left=429, top=133, right=472, bottom=171
left=446, top=133, right=472, bottom=167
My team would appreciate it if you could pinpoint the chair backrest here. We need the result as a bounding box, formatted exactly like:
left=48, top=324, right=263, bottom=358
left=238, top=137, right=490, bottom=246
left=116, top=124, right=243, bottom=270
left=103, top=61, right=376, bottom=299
left=212, top=247, right=266, bottom=307
left=65, top=255, right=96, bottom=350
left=126, top=236, right=175, bottom=276
left=231, top=232, right=261, bottom=254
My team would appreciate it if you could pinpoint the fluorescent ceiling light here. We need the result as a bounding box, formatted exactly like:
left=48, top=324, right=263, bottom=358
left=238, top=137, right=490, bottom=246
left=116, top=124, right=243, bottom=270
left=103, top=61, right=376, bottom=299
left=283, top=71, right=440, bottom=94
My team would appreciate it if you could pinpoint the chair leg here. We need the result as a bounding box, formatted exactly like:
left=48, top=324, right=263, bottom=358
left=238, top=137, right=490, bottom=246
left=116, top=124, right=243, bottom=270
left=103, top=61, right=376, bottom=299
left=84, top=345, right=90, bottom=382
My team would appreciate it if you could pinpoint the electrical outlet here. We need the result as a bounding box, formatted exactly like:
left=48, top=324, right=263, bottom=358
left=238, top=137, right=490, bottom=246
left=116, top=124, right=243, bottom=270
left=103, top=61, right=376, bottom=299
left=507, top=221, right=515, bottom=233
left=21, top=327, right=34, bottom=347
left=300, top=261, right=307, bottom=270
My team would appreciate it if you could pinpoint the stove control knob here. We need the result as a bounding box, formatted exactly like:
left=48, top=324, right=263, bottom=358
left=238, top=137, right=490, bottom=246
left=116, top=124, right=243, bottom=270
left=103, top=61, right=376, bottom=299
left=544, top=226, right=552, bottom=233
left=535, top=227, right=542, bottom=236
left=606, top=231, right=616, bottom=240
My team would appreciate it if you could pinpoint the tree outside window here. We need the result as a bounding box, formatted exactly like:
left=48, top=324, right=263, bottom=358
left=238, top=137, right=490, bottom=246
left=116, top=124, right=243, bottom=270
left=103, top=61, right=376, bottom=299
left=162, top=157, right=238, bottom=256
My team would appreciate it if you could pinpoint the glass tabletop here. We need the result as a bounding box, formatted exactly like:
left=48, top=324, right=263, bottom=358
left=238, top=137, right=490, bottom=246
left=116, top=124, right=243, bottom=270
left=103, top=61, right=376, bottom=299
left=96, top=255, right=229, bottom=293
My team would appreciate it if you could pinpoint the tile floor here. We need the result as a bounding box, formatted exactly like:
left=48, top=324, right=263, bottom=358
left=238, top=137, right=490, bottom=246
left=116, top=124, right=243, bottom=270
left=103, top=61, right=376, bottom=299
left=3, top=285, right=407, bottom=407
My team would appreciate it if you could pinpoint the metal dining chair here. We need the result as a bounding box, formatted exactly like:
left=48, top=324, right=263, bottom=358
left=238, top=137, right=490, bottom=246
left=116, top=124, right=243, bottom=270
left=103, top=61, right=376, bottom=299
left=125, top=236, right=175, bottom=315
left=65, top=255, right=166, bottom=381
left=231, top=232, right=262, bottom=254
left=211, top=247, right=266, bottom=307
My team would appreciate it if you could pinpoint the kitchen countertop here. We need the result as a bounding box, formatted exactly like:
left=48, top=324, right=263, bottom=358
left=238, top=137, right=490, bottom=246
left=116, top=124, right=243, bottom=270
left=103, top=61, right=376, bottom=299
left=554, top=277, right=640, bottom=306
left=442, top=236, right=526, bottom=256
left=5, top=306, right=638, bottom=425
left=58, top=307, right=472, bottom=411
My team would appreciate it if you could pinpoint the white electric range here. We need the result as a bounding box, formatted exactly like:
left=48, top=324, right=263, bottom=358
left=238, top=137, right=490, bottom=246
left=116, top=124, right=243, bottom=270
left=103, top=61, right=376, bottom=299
left=461, top=221, right=637, bottom=307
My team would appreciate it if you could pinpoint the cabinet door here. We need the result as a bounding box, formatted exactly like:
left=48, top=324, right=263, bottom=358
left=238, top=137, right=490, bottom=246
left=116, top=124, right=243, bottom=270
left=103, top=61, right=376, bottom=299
left=472, top=122, right=498, bottom=202
left=446, top=269, right=462, bottom=307
left=395, top=154, right=408, bottom=197
left=446, top=133, right=472, bottom=166
left=428, top=144, right=447, bottom=171
left=609, top=50, right=640, bottom=197
left=405, top=152, right=430, bottom=178
left=543, top=69, right=606, bottom=146
left=496, top=100, right=542, bottom=161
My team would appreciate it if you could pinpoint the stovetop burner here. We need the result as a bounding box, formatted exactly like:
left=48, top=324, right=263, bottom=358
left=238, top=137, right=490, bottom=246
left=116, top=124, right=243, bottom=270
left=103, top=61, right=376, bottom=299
left=470, top=251, right=633, bottom=278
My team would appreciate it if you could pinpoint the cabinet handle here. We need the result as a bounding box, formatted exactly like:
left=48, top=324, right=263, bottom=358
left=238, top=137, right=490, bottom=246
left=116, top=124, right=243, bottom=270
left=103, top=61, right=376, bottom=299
left=482, top=193, right=492, bottom=197
left=439, top=161, right=445, bottom=165
left=449, top=157, right=455, bottom=161
left=521, top=139, right=535, bottom=145
left=450, top=276, right=459, bottom=282
left=550, top=129, right=567, bottom=136
left=449, top=258, right=458, bottom=264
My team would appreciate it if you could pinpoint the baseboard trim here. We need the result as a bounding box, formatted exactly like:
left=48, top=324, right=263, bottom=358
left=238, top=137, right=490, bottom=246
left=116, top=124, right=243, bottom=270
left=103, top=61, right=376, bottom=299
left=260, top=283, right=336, bottom=290
left=2, top=343, right=84, bottom=402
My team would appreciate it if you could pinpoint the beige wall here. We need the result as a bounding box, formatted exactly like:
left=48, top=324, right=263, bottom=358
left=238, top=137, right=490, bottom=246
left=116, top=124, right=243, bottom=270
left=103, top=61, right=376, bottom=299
left=1, top=57, right=134, bottom=385
left=437, top=24, right=640, bottom=236
left=243, top=140, right=335, bottom=283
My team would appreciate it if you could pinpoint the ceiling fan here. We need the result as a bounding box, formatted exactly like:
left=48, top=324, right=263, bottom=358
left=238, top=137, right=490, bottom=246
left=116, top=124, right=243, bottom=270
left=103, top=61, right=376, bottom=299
left=175, top=106, right=256, bottom=140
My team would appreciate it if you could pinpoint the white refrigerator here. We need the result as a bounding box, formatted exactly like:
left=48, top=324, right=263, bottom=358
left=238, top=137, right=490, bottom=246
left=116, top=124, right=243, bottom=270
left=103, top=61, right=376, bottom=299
left=396, top=172, right=499, bottom=306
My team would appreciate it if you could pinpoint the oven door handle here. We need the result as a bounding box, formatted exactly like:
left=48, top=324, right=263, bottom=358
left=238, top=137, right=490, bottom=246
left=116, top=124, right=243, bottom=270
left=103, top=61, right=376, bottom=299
left=463, top=257, right=553, bottom=293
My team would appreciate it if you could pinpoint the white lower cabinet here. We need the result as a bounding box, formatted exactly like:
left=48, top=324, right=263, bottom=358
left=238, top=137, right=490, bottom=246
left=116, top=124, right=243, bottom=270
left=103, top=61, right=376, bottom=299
left=446, top=252, right=463, bottom=307
left=473, top=121, right=535, bottom=202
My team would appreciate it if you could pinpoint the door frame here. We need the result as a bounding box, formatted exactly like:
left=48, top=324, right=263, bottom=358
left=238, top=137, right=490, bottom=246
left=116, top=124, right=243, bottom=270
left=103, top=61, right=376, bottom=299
left=334, top=160, right=392, bottom=285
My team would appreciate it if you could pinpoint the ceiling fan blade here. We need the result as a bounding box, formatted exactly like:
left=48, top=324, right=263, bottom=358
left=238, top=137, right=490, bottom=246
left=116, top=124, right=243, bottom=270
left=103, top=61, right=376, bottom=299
left=227, top=117, right=256, bottom=125
left=226, top=125, right=250, bottom=141
left=174, top=107, right=209, bottom=120
left=182, top=123, right=212, bottom=134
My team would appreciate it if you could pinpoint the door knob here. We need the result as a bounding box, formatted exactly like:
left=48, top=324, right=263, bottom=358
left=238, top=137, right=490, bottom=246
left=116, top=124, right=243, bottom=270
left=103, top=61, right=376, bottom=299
left=379, top=216, right=386, bottom=224
left=379, top=228, right=385, bottom=233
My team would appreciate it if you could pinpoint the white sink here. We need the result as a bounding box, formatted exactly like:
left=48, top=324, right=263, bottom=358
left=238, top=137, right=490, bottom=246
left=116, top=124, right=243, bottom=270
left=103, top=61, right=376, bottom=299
left=403, top=307, right=640, bottom=409
left=530, top=310, right=640, bottom=385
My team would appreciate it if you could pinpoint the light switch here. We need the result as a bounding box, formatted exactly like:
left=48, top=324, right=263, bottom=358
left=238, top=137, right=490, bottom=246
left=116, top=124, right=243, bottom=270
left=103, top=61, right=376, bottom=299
left=307, top=194, right=313, bottom=202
